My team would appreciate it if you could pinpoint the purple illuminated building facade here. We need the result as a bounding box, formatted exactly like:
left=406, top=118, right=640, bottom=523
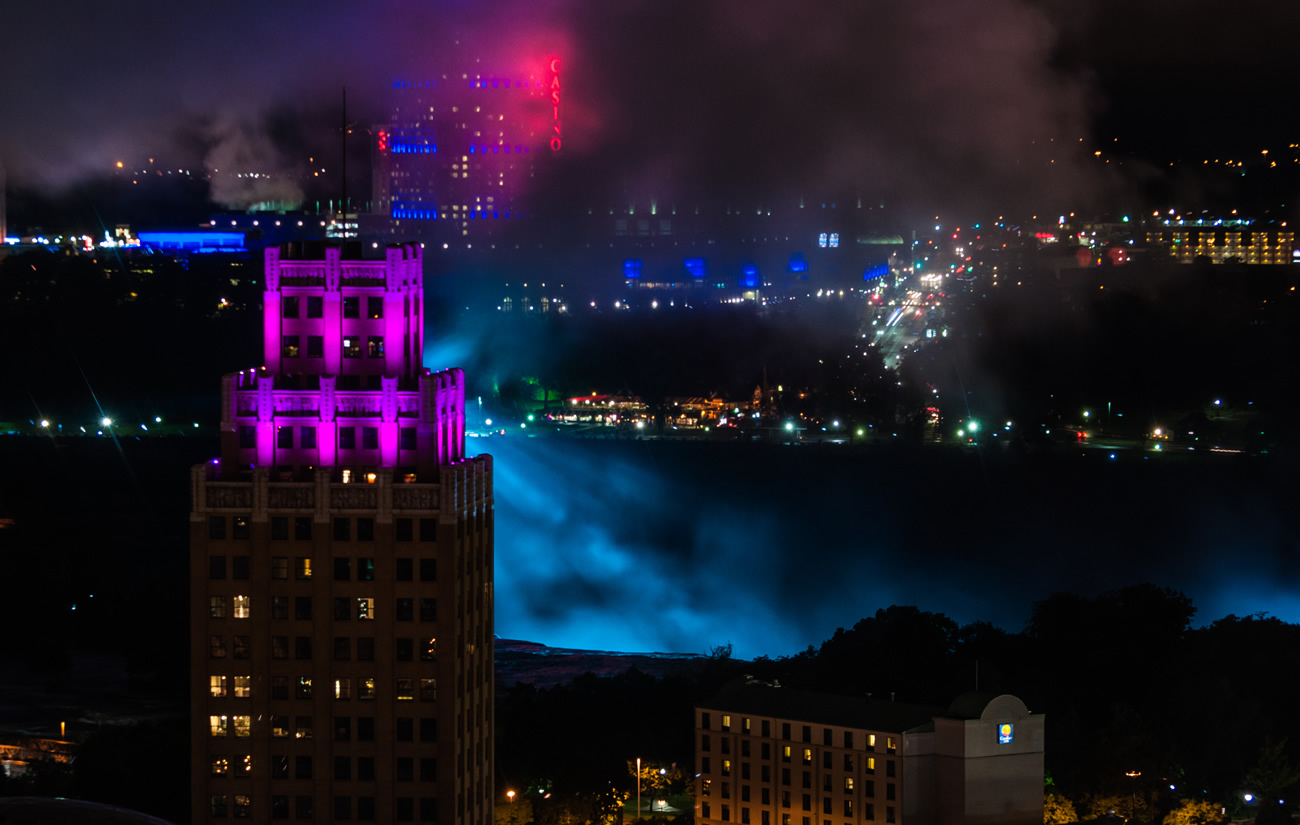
left=190, top=242, right=494, bottom=825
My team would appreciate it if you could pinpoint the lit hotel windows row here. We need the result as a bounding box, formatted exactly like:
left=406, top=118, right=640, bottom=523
left=208, top=680, right=436, bottom=720
left=210, top=606, right=436, bottom=656
left=280, top=296, right=384, bottom=320
left=209, top=556, right=436, bottom=586
left=234, top=426, right=419, bottom=452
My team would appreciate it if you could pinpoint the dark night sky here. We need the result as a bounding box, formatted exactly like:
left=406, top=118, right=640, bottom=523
left=3, top=0, right=1298, bottom=221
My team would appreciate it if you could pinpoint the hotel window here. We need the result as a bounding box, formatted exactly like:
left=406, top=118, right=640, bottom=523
left=420, top=559, right=437, bottom=581
left=211, top=795, right=228, bottom=817
left=802, top=749, right=812, bottom=766
left=761, top=743, right=770, bottom=759
left=867, top=734, right=876, bottom=750
left=742, top=809, right=750, bottom=824
left=334, top=518, right=351, bottom=541
left=419, top=518, right=437, bottom=542
left=210, top=516, right=227, bottom=539
left=272, top=678, right=289, bottom=700
left=344, top=297, right=360, bottom=318
left=335, top=678, right=352, bottom=700
left=211, top=635, right=227, bottom=658
left=233, top=595, right=250, bottom=618
left=782, top=746, right=791, bottom=762
left=210, top=556, right=226, bottom=579
left=296, top=677, right=312, bottom=699
left=397, top=639, right=414, bottom=661
left=210, top=596, right=227, bottom=618
left=232, top=556, right=249, bottom=579
left=782, top=791, right=791, bottom=808
left=722, top=738, right=731, bottom=754
left=823, top=729, right=832, bottom=746
left=844, top=778, right=854, bottom=792
left=702, top=757, right=712, bottom=773
left=886, top=761, right=895, bottom=778
left=419, top=718, right=437, bottom=742
left=283, top=296, right=299, bottom=318
left=295, top=717, right=313, bottom=739
left=396, top=557, right=413, bottom=581
left=885, top=785, right=895, bottom=801
left=339, top=427, right=356, bottom=449
left=396, top=598, right=413, bottom=621
left=368, top=337, right=384, bottom=358
left=843, top=801, right=852, bottom=817
left=886, top=807, right=895, bottom=823
left=358, top=521, right=375, bottom=545
left=233, top=516, right=250, bottom=540
left=357, top=597, right=375, bottom=620
left=238, top=425, right=256, bottom=450
left=419, top=598, right=437, bottom=621
left=722, top=806, right=731, bottom=822
left=703, top=779, right=712, bottom=796
left=294, top=596, right=312, bottom=620
left=234, top=675, right=251, bottom=698
left=722, top=715, right=731, bottom=731
left=722, top=760, right=732, bottom=776
left=843, top=755, right=853, bottom=771
left=702, top=804, right=711, bottom=820
left=420, top=678, right=437, bottom=700
left=300, top=426, right=316, bottom=449
left=212, top=755, right=229, bottom=776
left=743, top=717, right=751, bottom=734
left=295, top=556, right=312, bottom=579
left=335, top=557, right=351, bottom=580
left=307, top=335, right=323, bottom=358
left=271, top=556, right=289, bottom=579
left=335, top=637, right=351, bottom=660
left=295, top=637, right=312, bottom=659
left=400, top=427, right=417, bottom=450
left=307, top=296, right=323, bottom=318
left=360, top=678, right=375, bottom=701
left=802, top=795, right=811, bottom=812
left=802, top=726, right=811, bottom=743
left=282, top=336, right=300, bottom=358
left=343, top=337, right=361, bottom=358
left=783, top=723, right=791, bottom=740
left=232, top=716, right=251, bottom=737
left=276, top=425, right=293, bottom=449
left=363, top=427, right=379, bottom=450
left=886, top=737, right=896, bottom=754
left=368, top=297, right=384, bottom=319
left=396, top=520, right=414, bottom=543
left=866, top=758, right=875, bottom=774
left=844, top=731, right=853, bottom=748
left=397, top=678, right=415, bottom=701
left=211, top=675, right=227, bottom=697
left=358, top=637, right=375, bottom=661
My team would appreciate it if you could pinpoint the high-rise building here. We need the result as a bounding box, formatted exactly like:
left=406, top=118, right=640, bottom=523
left=190, top=242, right=495, bottom=825
left=374, top=56, right=560, bottom=239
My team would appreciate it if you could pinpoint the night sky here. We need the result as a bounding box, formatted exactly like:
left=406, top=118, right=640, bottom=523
left=4, top=1, right=1300, bottom=658
left=4, top=0, right=1298, bottom=222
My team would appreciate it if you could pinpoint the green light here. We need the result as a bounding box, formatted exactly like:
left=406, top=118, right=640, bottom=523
left=967, top=421, right=979, bottom=432
left=527, top=414, right=535, bottom=421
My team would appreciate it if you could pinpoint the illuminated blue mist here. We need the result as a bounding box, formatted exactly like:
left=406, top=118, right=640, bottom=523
left=474, top=436, right=1300, bottom=659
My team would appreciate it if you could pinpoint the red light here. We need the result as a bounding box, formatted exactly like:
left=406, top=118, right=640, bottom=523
left=377, top=130, right=388, bottom=152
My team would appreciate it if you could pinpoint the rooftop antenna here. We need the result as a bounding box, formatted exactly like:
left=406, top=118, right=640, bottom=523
left=341, top=87, right=348, bottom=217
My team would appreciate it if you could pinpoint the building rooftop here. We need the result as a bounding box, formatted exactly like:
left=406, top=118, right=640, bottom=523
left=699, top=683, right=1023, bottom=734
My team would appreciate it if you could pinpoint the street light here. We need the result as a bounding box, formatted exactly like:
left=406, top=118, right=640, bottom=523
left=1126, top=771, right=1141, bottom=818
left=507, top=791, right=515, bottom=804
left=636, top=757, right=641, bottom=822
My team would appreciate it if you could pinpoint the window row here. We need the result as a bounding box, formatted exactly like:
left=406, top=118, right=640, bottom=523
left=700, top=715, right=894, bottom=753
left=210, top=793, right=438, bottom=821
left=217, top=754, right=438, bottom=782
left=209, top=516, right=437, bottom=543
left=280, top=335, right=387, bottom=361
left=210, top=596, right=379, bottom=622
left=211, top=701, right=438, bottom=740
left=210, top=555, right=436, bottom=583
left=701, top=806, right=891, bottom=825
left=235, top=426, right=419, bottom=453
left=704, top=756, right=884, bottom=779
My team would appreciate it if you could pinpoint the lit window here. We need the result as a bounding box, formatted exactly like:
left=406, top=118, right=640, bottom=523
left=357, top=597, right=375, bottom=620
left=234, top=675, right=251, bottom=698
left=233, top=716, right=251, bottom=737
left=368, top=336, right=385, bottom=358
left=844, top=778, right=854, bottom=791
left=210, top=715, right=228, bottom=736
left=722, top=760, right=732, bottom=776
left=420, top=678, right=437, bottom=700
left=210, top=596, right=227, bottom=618
left=296, top=677, right=312, bottom=699
left=343, top=337, right=361, bottom=358
left=211, top=635, right=227, bottom=658
left=360, top=678, right=376, bottom=700
left=233, top=794, right=250, bottom=818
left=295, top=717, right=313, bottom=739
left=233, top=595, right=250, bottom=619
left=296, top=557, right=312, bottom=579
left=212, top=755, right=229, bottom=776
left=802, top=749, right=812, bottom=765
left=397, top=678, right=415, bottom=701
left=866, top=758, right=875, bottom=774
left=211, top=675, right=227, bottom=697
left=336, top=678, right=352, bottom=700
left=722, top=715, right=731, bottom=730
left=867, top=734, right=876, bottom=749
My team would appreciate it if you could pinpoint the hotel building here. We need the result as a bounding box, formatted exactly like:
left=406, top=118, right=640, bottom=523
left=696, top=685, right=1043, bottom=825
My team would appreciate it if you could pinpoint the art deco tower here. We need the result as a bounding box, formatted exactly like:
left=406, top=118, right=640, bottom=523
left=190, top=242, right=494, bottom=825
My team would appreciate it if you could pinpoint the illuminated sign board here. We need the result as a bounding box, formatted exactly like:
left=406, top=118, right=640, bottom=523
left=377, top=130, right=388, bottom=154
left=684, top=257, right=707, bottom=278
left=549, top=57, right=562, bottom=152
left=998, top=724, right=1014, bottom=745
left=623, top=259, right=642, bottom=279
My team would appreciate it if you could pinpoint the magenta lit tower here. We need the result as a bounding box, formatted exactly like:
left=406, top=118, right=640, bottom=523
left=190, top=242, right=494, bottom=825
